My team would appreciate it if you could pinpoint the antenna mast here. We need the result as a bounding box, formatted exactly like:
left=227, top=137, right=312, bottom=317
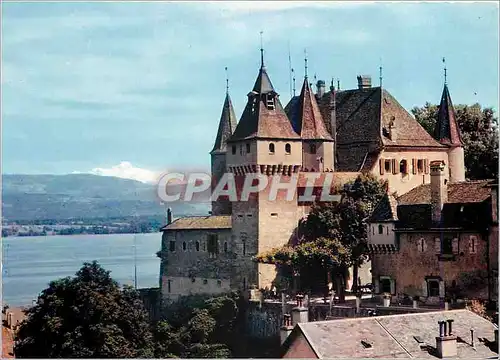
left=442, top=57, right=447, bottom=85
left=288, top=42, right=293, bottom=98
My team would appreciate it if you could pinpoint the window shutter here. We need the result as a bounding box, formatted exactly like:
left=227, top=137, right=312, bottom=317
left=374, top=278, right=380, bottom=294
left=424, top=159, right=429, bottom=174
left=452, top=238, right=459, bottom=254
left=392, top=159, right=399, bottom=174
left=379, top=159, right=385, bottom=175
left=412, top=159, right=417, bottom=175
left=469, top=236, right=477, bottom=254
left=390, top=279, right=396, bottom=295
left=439, top=281, right=445, bottom=298
left=434, top=238, right=441, bottom=254
left=422, top=280, right=428, bottom=297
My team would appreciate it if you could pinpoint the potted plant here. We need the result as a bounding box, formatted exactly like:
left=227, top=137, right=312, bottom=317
left=382, top=292, right=391, bottom=307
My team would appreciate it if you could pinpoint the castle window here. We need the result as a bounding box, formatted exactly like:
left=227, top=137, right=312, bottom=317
left=167, top=280, right=172, bottom=293
left=271, top=213, right=278, bottom=217
left=195, top=241, right=200, bottom=251
left=399, top=159, right=408, bottom=174
left=232, top=146, right=236, bottom=155
left=442, top=237, right=453, bottom=255
left=469, top=235, right=477, bottom=254
left=269, top=143, right=275, bottom=154
left=242, top=240, right=246, bottom=255
left=224, top=242, right=228, bottom=253
left=203, top=279, right=208, bottom=285
left=380, top=277, right=392, bottom=293
left=246, top=143, right=251, bottom=153
left=384, top=159, right=391, bottom=172
left=418, top=238, right=426, bottom=252
left=310, top=144, right=317, bottom=154
left=285, top=143, right=291, bottom=154
left=217, top=280, right=222, bottom=287
left=207, top=234, right=218, bottom=255
left=239, top=145, right=243, bottom=155
left=417, top=159, right=424, bottom=173
left=182, top=242, right=187, bottom=251
left=427, top=279, right=440, bottom=297
left=169, top=241, right=176, bottom=252
left=378, top=224, right=384, bottom=234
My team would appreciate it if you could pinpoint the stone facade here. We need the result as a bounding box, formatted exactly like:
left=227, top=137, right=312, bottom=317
left=159, top=58, right=471, bottom=303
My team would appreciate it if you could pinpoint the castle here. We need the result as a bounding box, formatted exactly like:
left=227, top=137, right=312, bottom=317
left=158, top=51, right=470, bottom=303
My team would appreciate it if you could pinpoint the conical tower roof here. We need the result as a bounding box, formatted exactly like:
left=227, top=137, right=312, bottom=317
left=211, top=92, right=237, bottom=153
left=434, top=84, right=463, bottom=147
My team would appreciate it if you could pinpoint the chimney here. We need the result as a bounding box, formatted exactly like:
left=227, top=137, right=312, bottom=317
left=167, top=207, right=173, bottom=225
left=430, top=160, right=448, bottom=224
left=357, top=75, right=372, bottom=89
left=316, top=80, right=326, bottom=98
left=436, top=320, right=457, bottom=358
left=280, top=314, right=294, bottom=345
left=291, top=294, right=309, bottom=325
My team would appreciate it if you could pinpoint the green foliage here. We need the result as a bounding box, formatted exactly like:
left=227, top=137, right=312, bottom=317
left=14, top=261, right=154, bottom=358
left=412, top=102, right=499, bottom=180
left=154, top=292, right=248, bottom=358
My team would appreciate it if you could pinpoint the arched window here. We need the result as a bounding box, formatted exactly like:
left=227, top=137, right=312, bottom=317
left=243, top=240, right=246, bottom=255
left=378, top=224, right=384, bottom=234
left=224, top=242, right=228, bottom=253
left=285, top=143, right=291, bottom=154
left=269, top=143, right=275, bottom=154
left=399, top=159, right=407, bottom=174
left=182, top=242, right=187, bottom=251
left=195, top=241, right=200, bottom=251
left=310, top=144, right=317, bottom=154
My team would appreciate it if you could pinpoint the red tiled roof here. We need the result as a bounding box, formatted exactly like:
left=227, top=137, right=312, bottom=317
left=285, top=79, right=333, bottom=141
left=397, top=180, right=494, bottom=205
left=229, top=67, right=299, bottom=141
left=313, top=86, right=445, bottom=171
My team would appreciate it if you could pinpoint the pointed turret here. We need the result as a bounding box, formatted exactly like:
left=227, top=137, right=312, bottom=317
left=211, top=92, right=238, bottom=154
left=434, top=83, right=465, bottom=183
left=434, top=84, right=463, bottom=147
left=295, top=78, right=333, bottom=141
left=229, top=66, right=299, bottom=142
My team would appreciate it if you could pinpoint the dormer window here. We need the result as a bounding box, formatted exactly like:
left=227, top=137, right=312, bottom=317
left=266, top=94, right=275, bottom=110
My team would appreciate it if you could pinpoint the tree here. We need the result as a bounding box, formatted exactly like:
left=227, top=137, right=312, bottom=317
left=412, top=103, right=498, bottom=180
left=14, top=261, right=154, bottom=358
left=256, top=174, right=387, bottom=299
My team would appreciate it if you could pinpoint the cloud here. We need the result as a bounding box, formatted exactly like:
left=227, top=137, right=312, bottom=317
left=76, top=161, right=161, bottom=184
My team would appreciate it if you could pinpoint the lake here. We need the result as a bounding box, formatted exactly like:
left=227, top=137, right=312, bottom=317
left=2, top=233, right=161, bottom=306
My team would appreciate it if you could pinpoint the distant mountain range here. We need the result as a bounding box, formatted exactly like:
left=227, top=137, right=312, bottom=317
left=2, top=174, right=209, bottom=222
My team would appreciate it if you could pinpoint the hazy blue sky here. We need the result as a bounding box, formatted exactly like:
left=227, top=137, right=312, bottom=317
left=2, top=1, right=498, bottom=181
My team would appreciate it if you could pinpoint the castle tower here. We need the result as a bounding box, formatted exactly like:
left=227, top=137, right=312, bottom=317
left=210, top=90, right=237, bottom=215
left=433, top=83, right=465, bottom=183
left=226, top=55, right=302, bottom=291
left=288, top=77, right=335, bottom=172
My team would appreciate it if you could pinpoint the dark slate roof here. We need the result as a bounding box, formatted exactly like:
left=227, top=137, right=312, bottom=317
left=434, top=84, right=463, bottom=147
left=312, top=86, right=445, bottom=171
left=368, top=193, right=399, bottom=222
left=397, top=180, right=494, bottom=205
left=284, top=78, right=333, bottom=141
left=284, top=309, right=498, bottom=359
left=229, top=67, right=300, bottom=142
left=211, top=92, right=237, bottom=153
left=161, top=216, right=231, bottom=231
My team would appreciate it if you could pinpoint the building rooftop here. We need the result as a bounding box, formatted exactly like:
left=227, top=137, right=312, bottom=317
left=160, top=215, right=231, bottom=231
left=282, top=309, right=498, bottom=359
